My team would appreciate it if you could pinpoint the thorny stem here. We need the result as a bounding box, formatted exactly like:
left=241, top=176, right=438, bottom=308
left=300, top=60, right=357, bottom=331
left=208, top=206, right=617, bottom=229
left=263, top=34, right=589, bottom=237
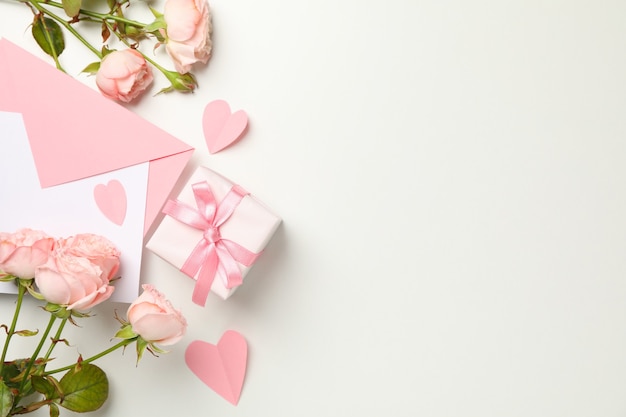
left=48, top=0, right=146, bottom=27
left=14, top=0, right=147, bottom=27
left=17, top=314, right=56, bottom=391
left=43, top=317, right=67, bottom=361
left=43, top=337, right=136, bottom=375
left=0, top=282, right=25, bottom=374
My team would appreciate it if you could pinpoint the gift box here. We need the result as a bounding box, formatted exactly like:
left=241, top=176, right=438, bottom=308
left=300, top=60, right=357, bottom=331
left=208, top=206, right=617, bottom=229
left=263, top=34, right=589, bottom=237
left=146, top=166, right=281, bottom=305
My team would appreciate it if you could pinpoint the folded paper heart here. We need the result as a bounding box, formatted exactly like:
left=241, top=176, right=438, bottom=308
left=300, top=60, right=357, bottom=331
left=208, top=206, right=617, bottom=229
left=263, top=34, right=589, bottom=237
left=185, top=330, right=248, bottom=405
left=93, top=179, right=127, bottom=226
left=202, top=100, right=248, bottom=154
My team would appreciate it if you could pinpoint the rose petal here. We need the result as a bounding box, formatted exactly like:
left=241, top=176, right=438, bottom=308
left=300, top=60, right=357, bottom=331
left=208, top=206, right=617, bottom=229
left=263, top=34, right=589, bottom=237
left=131, top=313, right=185, bottom=345
left=35, top=267, right=72, bottom=305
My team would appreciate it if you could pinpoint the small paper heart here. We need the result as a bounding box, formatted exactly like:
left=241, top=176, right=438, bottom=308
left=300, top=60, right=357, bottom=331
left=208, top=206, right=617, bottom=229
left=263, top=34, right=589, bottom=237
left=202, top=100, right=248, bottom=154
left=185, top=330, right=248, bottom=405
left=93, top=179, right=127, bottom=226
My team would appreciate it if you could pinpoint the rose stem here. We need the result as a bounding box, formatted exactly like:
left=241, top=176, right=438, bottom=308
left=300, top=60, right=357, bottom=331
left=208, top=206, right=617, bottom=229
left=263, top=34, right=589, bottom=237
left=16, top=0, right=148, bottom=28
left=42, top=317, right=68, bottom=361
left=0, top=280, right=25, bottom=374
left=43, top=337, right=136, bottom=376
left=17, top=314, right=56, bottom=393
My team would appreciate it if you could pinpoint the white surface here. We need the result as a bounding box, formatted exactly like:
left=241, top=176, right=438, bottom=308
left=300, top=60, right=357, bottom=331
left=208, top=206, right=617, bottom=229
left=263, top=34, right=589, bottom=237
left=1, top=1, right=626, bottom=416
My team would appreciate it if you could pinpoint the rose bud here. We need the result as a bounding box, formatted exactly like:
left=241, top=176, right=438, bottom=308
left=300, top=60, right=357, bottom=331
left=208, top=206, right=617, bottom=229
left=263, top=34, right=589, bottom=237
left=96, top=49, right=153, bottom=103
left=127, top=284, right=187, bottom=346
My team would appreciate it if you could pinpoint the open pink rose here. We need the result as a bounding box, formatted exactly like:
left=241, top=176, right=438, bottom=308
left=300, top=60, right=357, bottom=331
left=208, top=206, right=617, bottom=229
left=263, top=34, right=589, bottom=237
left=0, top=229, right=55, bottom=279
left=57, top=234, right=120, bottom=281
left=127, top=285, right=186, bottom=346
left=163, top=0, right=212, bottom=74
left=34, top=235, right=120, bottom=311
left=96, top=49, right=153, bottom=103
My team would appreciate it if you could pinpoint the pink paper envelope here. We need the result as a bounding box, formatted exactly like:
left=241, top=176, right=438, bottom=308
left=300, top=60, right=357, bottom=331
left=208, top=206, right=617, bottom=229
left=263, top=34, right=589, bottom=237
left=0, top=38, right=194, bottom=236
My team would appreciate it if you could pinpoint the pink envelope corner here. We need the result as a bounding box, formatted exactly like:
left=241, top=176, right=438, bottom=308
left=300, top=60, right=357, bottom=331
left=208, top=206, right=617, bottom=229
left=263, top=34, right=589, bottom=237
left=0, top=38, right=194, bottom=236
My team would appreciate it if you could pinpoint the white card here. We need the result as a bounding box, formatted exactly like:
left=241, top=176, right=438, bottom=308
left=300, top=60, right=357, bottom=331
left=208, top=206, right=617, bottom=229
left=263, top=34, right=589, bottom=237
left=0, top=111, right=147, bottom=303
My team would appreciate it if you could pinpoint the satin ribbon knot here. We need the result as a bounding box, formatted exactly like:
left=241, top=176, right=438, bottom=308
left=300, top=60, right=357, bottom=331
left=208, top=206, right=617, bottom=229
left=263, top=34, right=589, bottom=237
left=162, top=181, right=260, bottom=306
left=204, top=226, right=221, bottom=244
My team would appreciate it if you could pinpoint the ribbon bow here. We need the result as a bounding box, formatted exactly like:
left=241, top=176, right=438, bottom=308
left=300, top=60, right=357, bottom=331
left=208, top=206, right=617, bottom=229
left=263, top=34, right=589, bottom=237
left=162, top=181, right=260, bottom=306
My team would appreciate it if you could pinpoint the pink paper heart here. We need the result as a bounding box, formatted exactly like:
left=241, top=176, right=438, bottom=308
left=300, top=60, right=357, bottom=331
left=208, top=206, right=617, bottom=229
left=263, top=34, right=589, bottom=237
left=202, top=100, right=248, bottom=154
left=93, top=179, right=127, bottom=226
left=185, top=330, right=248, bottom=405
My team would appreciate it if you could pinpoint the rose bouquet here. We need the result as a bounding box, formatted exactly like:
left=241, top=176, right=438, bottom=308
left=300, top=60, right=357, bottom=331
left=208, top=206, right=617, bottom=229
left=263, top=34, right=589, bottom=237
left=0, top=229, right=186, bottom=416
left=4, top=0, right=212, bottom=102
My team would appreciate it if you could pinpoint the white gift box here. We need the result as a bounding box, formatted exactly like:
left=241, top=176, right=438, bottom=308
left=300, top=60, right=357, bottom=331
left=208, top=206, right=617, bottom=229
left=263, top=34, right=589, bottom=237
left=146, top=166, right=281, bottom=301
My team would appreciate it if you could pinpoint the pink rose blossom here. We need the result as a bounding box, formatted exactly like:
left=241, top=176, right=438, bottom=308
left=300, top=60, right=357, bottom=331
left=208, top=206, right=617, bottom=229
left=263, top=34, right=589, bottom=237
left=163, top=0, right=212, bottom=74
left=96, top=49, right=153, bottom=103
left=35, top=235, right=120, bottom=311
left=127, top=284, right=187, bottom=346
left=58, top=234, right=120, bottom=281
left=0, top=229, right=55, bottom=279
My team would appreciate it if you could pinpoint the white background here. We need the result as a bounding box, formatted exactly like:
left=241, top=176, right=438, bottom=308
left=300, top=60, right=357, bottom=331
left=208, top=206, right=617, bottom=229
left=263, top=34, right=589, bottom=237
left=1, top=1, right=626, bottom=416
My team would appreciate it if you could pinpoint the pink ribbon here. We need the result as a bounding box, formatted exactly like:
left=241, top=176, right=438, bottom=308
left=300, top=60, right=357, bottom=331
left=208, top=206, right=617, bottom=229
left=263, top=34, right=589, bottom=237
left=162, top=181, right=260, bottom=306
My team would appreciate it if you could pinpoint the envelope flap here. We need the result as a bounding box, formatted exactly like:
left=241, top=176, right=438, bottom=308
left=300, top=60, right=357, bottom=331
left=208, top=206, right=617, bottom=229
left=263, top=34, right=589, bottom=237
left=0, top=38, right=193, bottom=188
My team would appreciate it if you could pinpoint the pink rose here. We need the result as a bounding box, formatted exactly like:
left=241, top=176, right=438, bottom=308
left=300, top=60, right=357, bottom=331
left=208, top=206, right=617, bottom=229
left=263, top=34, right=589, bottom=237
left=57, top=234, right=120, bottom=281
left=127, top=285, right=186, bottom=346
left=0, top=228, right=55, bottom=279
left=34, top=235, right=120, bottom=311
left=163, top=0, right=212, bottom=74
left=96, top=49, right=153, bottom=103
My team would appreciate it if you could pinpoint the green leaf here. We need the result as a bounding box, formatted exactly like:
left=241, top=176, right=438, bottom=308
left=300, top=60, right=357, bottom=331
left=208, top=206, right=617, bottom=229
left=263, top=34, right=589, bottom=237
left=0, top=274, right=16, bottom=283
left=61, top=0, right=81, bottom=18
left=135, top=337, right=148, bottom=362
left=57, top=364, right=108, bottom=412
left=31, top=375, right=60, bottom=400
left=1, top=363, right=21, bottom=386
left=44, top=303, right=71, bottom=319
left=15, top=329, right=38, bottom=337
left=81, top=61, right=100, bottom=75
left=144, top=19, right=166, bottom=33
left=31, top=15, right=65, bottom=59
left=26, top=284, right=45, bottom=300
left=149, top=6, right=163, bottom=18
left=152, top=30, right=166, bottom=43
left=3, top=359, right=37, bottom=395
left=145, top=13, right=166, bottom=41
left=49, top=403, right=59, bottom=417
left=101, top=45, right=114, bottom=58
left=7, top=359, right=47, bottom=397
left=0, top=380, right=14, bottom=417
left=114, top=324, right=137, bottom=340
